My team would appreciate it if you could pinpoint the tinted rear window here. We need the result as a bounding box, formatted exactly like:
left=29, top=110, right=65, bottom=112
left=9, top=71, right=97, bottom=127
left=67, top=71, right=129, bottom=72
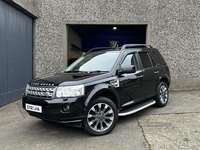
left=151, top=49, right=166, bottom=65
left=139, top=52, right=152, bottom=68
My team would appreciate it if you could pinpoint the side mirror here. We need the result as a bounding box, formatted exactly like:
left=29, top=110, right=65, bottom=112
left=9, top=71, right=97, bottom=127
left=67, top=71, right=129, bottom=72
left=118, top=65, right=136, bottom=75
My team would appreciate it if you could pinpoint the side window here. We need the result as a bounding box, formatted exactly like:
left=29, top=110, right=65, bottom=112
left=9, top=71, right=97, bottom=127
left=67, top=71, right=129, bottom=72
left=121, top=53, right=138, bottom=70
left=139, top=52, right=153, bottom=68
left=149, top=53, right=156, bottom=66
left=151, top=49, right=166, bottom=65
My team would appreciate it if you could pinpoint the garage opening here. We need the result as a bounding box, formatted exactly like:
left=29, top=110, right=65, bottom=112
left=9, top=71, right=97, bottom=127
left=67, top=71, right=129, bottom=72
left=67, top=24, right=147, bottom=64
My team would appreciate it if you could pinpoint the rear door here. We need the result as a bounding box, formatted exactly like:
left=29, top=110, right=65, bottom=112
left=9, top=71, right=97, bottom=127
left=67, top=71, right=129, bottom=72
left=138, top=51, right=159, bottom=98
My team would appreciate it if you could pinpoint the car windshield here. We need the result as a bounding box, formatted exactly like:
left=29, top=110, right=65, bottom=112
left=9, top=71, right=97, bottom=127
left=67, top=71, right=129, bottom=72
left=65, top=51, right=120, bottom=72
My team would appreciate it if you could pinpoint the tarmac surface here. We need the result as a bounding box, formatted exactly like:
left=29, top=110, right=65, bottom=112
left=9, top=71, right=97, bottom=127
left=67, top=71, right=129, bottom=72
left=1, top=90, right=200, bottom=150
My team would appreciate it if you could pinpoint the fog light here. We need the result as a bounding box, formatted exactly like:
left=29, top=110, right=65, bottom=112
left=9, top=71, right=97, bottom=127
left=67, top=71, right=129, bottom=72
left=62, top=104, right=70, bottom=112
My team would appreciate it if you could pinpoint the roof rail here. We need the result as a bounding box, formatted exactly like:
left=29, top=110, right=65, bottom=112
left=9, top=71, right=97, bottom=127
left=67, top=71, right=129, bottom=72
left=121, top=44, right=152, bottom=50
left=86, top=47, right=117, bottom=54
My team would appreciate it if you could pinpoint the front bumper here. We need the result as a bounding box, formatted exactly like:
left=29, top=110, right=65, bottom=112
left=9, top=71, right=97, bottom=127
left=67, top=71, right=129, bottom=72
left=22, top=95, right=86, bottom=126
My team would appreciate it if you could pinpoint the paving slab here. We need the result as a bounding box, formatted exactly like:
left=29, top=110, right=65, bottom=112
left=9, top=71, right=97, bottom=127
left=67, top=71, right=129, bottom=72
left=138, top=113, right=200, bottom=150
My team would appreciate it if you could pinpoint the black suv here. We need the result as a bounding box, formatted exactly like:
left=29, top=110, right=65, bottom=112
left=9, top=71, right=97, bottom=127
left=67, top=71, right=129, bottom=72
left=22, top=44, right=170, bottom=136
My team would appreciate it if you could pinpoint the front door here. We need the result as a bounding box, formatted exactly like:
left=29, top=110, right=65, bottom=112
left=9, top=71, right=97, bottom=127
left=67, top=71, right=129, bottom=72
left=118, top=53, right=145, bottom=106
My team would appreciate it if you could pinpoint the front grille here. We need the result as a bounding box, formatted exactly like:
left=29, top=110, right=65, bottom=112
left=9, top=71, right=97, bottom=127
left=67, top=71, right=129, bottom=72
left=26, top=85, right=56, bottom=98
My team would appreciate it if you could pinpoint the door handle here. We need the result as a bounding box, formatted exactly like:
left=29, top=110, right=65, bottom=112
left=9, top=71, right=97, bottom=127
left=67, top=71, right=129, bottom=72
left=154, top=71, right=159, bottom=74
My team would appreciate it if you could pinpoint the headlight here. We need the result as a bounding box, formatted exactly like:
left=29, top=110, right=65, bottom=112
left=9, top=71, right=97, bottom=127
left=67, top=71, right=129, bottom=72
left=56, top=84, right=85, bottom=98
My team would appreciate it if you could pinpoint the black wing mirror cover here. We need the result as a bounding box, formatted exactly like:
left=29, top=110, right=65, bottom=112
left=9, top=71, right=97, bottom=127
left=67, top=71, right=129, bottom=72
left=118, top=65, right=136, bottom=75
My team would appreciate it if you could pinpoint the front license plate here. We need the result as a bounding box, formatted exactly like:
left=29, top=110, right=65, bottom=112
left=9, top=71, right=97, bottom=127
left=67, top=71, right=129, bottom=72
left=25, top=103, right=42, bottom=113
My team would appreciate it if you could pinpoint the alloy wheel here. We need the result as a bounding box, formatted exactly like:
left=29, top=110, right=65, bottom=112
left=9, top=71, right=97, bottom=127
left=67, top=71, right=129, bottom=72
left=86, top=103, right=114, bottom=132
left=159, top=84, right=168, bottom=104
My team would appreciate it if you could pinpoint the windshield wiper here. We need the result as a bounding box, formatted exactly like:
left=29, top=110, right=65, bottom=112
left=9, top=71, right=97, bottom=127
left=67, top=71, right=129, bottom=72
left=87, top=70, right=108, bottom=73
left=64, top=70, right=85, bottom=73
left=64, top=70, right=108, bottom=74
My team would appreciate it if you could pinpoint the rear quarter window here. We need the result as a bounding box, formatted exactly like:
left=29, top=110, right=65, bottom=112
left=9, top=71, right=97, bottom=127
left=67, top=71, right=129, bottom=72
left=139, top=52, right=153, bottom=68
left=151, top=49, right=166, bottom=65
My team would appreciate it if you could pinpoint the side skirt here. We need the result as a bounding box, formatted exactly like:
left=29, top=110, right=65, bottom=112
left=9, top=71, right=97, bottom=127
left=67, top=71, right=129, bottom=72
left=118, top=99, right=156, bottom=117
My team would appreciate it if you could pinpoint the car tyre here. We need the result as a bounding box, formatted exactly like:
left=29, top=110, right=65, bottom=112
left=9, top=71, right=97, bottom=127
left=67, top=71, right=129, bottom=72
left=155, top=82, right=169, bottom=107
left=83, top=96, right=118, bottom=136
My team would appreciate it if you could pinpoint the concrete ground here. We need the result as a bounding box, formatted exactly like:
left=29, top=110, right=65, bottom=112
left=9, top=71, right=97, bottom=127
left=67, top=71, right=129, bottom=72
left=1, top=90, right=200, bottom=150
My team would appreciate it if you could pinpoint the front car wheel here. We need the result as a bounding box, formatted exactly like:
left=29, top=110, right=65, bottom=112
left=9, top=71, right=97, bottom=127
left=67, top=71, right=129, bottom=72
left=83, top=97, right=118, bottom=136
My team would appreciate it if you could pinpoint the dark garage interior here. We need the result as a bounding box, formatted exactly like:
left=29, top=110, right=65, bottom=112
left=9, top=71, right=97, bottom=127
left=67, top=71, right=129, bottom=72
left=69, top=25, right=147, bottom=52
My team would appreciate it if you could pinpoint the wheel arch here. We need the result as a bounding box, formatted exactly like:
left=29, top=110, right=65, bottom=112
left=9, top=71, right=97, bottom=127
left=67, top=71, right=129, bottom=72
left=84, top=84, right=120, bottom=111
left=160, top=77, right=170, bottom=87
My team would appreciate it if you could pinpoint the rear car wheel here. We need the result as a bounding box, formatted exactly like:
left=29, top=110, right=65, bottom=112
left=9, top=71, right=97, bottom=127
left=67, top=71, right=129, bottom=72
left=83, top=97, right=118, bottom=136
left=155, top=82, right=169, bottom=107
